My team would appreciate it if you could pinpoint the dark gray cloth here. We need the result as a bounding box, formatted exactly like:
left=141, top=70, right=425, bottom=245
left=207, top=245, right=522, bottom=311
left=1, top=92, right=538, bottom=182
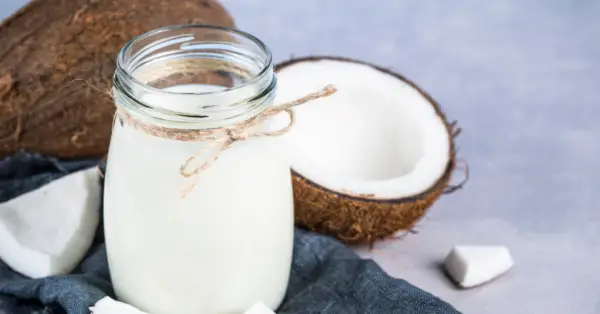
left=0, top=152, right=461, bottom=314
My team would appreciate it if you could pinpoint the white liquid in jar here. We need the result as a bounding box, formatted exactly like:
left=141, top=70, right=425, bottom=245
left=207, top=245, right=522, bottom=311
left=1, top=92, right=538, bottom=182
left=103, top=84, right=294, bottom=314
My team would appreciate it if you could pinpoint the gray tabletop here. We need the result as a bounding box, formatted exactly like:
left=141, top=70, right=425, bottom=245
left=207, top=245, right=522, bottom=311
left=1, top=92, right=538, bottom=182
left=2, top=1, right=600, bottom=313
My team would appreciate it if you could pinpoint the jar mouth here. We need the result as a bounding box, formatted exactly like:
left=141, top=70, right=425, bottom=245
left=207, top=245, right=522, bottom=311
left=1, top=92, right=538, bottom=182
left=113, top=24, right=276, bottom=125
left=116, top=24, right=273, bottom=96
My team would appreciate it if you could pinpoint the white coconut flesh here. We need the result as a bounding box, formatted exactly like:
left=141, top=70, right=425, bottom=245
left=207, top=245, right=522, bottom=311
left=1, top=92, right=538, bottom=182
left=275, top=59, right=451, bottom=199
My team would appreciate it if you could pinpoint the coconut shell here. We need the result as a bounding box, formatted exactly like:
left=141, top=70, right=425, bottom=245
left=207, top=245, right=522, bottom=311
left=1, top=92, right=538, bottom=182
left=0, top=0, right=234, bottom=159
left=275, top=56, right=461, bottom=245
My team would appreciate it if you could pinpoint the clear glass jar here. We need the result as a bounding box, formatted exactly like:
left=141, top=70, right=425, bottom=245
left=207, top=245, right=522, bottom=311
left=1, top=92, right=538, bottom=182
left=103, top=25, right=294, bottom=314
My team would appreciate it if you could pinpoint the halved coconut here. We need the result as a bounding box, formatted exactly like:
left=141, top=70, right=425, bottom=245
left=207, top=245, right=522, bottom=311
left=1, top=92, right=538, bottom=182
left=274, top=56, right=459, bottom=244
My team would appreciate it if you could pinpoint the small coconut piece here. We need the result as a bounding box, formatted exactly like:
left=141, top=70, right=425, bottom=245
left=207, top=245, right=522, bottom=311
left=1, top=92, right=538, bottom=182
left=274, top=56, right=458, bottom=244
left=0, top=168, right=101, bottom=278
left=88, top=298, right=275, bottom=314
left=443, top=245, right=514, bottom=288
left=89, top=297, right=149, bottom=314
left=243, top=302, right=276, bottom=314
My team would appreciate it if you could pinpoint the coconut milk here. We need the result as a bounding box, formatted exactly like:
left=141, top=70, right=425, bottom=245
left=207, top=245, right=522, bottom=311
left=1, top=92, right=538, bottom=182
left=103, top=84, right=294, bottom=314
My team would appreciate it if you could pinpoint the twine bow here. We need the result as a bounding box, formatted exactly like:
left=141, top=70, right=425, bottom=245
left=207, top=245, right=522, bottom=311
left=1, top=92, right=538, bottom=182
left=117, top=84, right=337, bottom=198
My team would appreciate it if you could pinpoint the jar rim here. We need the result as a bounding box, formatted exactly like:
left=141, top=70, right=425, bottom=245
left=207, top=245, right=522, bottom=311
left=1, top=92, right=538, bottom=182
left=112, top=24, right=277, bottom=127
left=115, top=24, right=273, bottom=97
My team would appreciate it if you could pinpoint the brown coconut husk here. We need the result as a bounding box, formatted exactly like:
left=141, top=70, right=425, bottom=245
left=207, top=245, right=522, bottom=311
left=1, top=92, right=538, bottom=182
left=275, top=56, right=465, bottom=245
left=0, top=0, right=234, bottom=159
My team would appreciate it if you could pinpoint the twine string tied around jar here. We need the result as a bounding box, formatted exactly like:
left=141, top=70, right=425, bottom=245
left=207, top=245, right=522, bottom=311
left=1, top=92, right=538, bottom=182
left=116, top=84, right=338, bottom=198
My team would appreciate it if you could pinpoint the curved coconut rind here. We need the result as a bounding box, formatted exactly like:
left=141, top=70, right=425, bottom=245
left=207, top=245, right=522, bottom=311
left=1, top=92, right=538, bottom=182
left=276, top=56, right=458, bottom=245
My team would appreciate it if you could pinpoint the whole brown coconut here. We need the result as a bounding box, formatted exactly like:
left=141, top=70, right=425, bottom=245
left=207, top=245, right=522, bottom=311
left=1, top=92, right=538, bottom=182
left=0, top=0, right=234, bottom=159
left=275, top=56, right=464, bottom=245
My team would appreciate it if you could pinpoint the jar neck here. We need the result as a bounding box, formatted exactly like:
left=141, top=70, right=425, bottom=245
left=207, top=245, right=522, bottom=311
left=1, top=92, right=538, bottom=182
left=113, top=25, right=276, bottom=130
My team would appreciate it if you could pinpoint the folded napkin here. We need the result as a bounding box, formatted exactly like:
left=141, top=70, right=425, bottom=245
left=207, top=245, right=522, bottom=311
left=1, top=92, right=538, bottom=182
left=0, top=152, right=461, bottom=314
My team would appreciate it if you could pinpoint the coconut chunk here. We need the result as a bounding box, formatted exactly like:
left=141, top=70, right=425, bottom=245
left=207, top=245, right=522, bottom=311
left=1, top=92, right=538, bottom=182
left=243, top=302, right=276, bottom=314
left=275, top=57, right=457, bottom=244
left=89, top=297, right=149, bottom=314
left=0, top=168, right=101, bottom=278
left=443, top=245, right=514, bottom=288
left=88, top=298, right=275, bottom=314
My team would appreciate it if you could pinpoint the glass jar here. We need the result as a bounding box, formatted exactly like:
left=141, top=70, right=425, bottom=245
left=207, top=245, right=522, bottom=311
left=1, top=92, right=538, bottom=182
left=103, top=25, right=294, bottom=314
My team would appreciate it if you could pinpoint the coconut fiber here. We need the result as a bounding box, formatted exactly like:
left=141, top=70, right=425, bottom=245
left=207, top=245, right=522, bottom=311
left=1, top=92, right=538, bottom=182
left=0, top=0, right=234, bottom=159
left=0, top=152, right=462, bottom=314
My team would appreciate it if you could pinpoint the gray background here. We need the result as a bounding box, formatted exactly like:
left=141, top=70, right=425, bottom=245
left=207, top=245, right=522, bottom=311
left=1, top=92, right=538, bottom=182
left=2, top=0, right=600, bottom=313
